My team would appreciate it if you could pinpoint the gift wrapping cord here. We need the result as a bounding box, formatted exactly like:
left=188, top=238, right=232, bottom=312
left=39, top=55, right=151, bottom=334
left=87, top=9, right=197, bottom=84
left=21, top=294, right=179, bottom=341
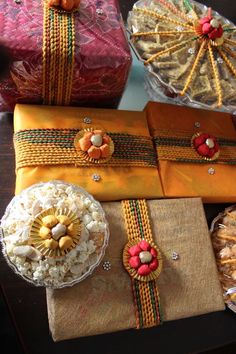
left=122, top=200, right=162, bottom=329
left=154, top=133, right=236, bottom=164
left=43, top=5, right=75, bottom=105
left=14, top=129, right=157, bottom=169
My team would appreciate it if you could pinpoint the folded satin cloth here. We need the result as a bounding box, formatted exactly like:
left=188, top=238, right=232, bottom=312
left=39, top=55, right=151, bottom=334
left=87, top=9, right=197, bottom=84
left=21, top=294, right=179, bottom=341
left=145, top=102, right=236, bottom=203
left=13, top=104, right=163, bottom=201
left=46, top=198, right=224, bottom=341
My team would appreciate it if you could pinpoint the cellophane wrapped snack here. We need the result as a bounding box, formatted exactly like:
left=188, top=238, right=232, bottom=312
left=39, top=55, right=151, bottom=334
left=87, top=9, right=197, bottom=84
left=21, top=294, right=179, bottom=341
left=211, top=205, right=236, bottom=313
left=128, top=0, right=236, bottom=113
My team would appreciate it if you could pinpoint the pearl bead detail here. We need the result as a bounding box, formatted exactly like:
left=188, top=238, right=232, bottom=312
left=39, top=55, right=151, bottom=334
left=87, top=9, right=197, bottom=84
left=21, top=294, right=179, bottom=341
left=91, top=134, right=103, bottom=147
left=139, top=251, right=152, bottom=264
left=51, top=223, right=67, bottom=241
left=210, top=19, right=220, bottom=29
left=205, top=138, right=215, bottom=148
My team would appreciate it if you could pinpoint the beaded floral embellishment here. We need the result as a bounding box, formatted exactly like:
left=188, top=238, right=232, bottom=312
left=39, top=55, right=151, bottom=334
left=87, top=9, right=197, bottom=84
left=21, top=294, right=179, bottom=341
left=47, top=0, right=80, bottom=12
left=123, top=239, right=162, bottom=282
left=74, top=128, right=115, bottom=164
left=192, top=132, right=220, bottom=161
left=30, top=208, right=81, bottom=258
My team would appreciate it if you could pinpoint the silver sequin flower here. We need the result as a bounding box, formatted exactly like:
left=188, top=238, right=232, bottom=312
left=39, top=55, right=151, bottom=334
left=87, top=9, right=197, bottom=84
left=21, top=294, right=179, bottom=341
left=14, top=0, right=21, bottom=3
left=92, top=174, right=101, bottom=182
left=188, top=48, right=195, bottom=55
left=176, top=26, right=184, bottom=32
left=83, top=117, right=92, bottom=124
left=103, top=261, right=111, bottom=271
left=96, top=8, right=104, bottom=15
left=208, top=167, right=215, bottom=175
left=194, top=121, right=201, bottom=128
left=171, top=251, right=179, bottom=260
left=217, top=57, right=224, bottom=64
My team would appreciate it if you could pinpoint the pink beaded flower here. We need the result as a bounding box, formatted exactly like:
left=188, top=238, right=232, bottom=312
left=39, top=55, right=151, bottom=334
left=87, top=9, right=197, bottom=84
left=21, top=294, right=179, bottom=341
left=196, top=9, right=223, bottom=40
left=128, top=240, right=159, bottom=276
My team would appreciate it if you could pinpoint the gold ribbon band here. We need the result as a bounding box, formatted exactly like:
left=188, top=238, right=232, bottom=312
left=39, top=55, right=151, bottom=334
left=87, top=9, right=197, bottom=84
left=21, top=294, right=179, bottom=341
left=154, top=132, right=236, bottom=164
left=14, top=129, right=157, bottom=170
left=43, top=4, right=75, bottom=105
left=122, top=200, right=162, bottom=329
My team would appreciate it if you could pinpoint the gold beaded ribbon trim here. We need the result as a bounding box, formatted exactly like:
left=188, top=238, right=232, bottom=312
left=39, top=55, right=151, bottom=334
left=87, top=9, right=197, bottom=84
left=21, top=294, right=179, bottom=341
left=122, top=200, right=162, bottom=329
left=154, top=131, right=236, bottom=164
left=14, top=129, right=157, bottom=169
left=42, top=4, right=75, bottom=105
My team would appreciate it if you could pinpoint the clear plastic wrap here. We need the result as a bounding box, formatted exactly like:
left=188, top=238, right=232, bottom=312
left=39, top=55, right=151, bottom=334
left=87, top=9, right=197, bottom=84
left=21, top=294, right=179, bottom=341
left=210, top=205, right=236, bottom=313
left=0, top=181, right=109, bottom=289
left=128, top=0, right=236, bottom=113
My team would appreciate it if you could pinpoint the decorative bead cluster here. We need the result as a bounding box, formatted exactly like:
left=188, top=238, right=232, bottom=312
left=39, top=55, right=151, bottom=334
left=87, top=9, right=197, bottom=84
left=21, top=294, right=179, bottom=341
left=171, top=251, right=179, bottom=260
left=38, top=214, right=79, bottom=252
left=192, top=132, right=220, bottom=160
left=83, top=117, right=92, bottom=124
left=47, top=0, right=80, bottom=11
left=196, top=11, right=223, bottom=40
left=92, top=174, right=101, bottom=182
left=79, top=130, right=112, bottom=160
left=128, top=240, right=159, bottom=276
left=102, top=261, right=111, bottom=271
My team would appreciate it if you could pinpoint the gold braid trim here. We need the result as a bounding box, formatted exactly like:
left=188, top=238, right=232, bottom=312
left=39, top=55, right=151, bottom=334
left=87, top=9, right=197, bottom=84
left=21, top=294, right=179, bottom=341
left=208, top=42, right=222, bottom=107
left=42, top=5, right=75, bottom=105
left=181, top=40, right=206, bottom=95
left=134, top=7, right=193, bottom=30
left=122, top=200, right=162, bottom=328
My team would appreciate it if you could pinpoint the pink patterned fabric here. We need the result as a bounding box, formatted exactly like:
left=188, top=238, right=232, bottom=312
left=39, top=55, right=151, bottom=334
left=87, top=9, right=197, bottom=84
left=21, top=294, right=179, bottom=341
left=0, top=0, right=132, bottom=111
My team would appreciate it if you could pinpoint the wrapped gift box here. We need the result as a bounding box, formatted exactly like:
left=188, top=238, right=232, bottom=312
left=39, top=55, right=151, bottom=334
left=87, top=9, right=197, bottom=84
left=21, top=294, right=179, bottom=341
left=47, top=198, right=225, bottom=341
left=0, top=0, right=131, bottom=111
left=13, top=104, right=163, bottom=200
left=145, top=102, right=236, bottom=203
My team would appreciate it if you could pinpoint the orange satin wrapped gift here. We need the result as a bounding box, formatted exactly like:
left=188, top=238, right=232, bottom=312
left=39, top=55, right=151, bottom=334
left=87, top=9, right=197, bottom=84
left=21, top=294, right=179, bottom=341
left=145, top=102, right=236, bottom=203
left=14, top=104, right=163, bottom=201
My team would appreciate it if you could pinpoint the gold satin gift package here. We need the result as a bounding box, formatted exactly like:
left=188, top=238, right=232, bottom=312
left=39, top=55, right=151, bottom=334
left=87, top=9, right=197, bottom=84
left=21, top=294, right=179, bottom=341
left=145, top=102, right=236, bottom=203
left=13, top=104, right=163, bottom=201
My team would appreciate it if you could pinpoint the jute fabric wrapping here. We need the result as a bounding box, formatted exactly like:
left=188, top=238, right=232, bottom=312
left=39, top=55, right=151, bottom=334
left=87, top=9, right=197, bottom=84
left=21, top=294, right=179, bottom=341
left=46, top=198, right=224, bottom=341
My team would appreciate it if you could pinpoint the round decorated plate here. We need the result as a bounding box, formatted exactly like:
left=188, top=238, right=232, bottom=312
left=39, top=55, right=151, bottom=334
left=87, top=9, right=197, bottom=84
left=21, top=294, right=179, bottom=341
left=210, top=205, right=236, bottom=313
left=128, top=0, right=236, bottom=113
left=0, top=181, right=109, bottom=289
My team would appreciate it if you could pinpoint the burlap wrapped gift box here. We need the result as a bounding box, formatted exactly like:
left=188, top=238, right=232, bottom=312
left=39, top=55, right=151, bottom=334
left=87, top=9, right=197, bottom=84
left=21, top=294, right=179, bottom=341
left=47, top=198, right=224, bottom=341
left=145, top=102, right=236, bottom=203
left=0, top=0, right=131, bottom=111
left=13, top=104, right=163, bottom=201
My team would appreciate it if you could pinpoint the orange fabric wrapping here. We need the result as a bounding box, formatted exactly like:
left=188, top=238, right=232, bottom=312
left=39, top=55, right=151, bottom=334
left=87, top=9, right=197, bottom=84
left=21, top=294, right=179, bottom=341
left=145, top=102, right=236, bottom=203
left=14, top=104, right=163, bottom=201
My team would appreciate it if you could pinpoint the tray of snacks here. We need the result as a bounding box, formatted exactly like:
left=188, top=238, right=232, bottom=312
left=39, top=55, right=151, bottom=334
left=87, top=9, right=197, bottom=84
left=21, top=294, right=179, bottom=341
left=211, top=205, right=236, bottom=313
left=128, top=0, right=236, bottom=113
left=0, top=181, right=109, bottom=289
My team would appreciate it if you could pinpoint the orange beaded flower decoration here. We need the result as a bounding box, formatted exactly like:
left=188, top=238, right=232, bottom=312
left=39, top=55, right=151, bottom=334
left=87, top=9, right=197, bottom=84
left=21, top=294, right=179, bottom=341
left=47, top=0, right=80, bottom=11
left=74, top=128, right=114, bottom=164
